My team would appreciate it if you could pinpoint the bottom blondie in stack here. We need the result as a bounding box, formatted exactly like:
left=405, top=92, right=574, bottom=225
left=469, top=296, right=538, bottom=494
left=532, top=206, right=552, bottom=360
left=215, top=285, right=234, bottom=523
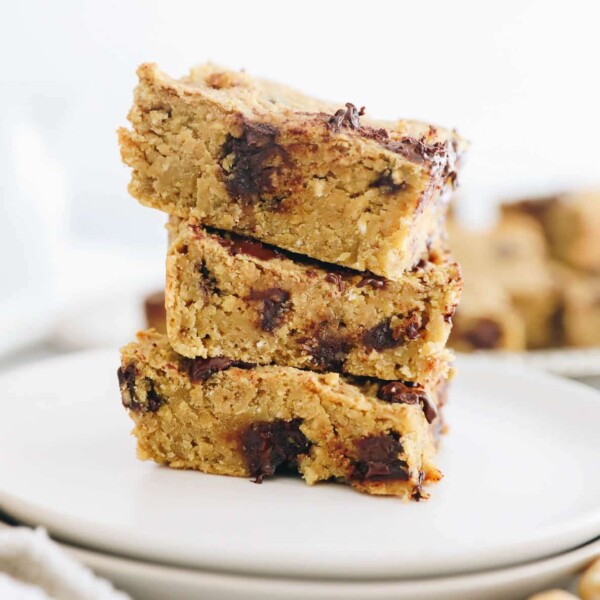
left=119, top=330, right=448, bottom=498
left=117, top=61, right=465, bottom=499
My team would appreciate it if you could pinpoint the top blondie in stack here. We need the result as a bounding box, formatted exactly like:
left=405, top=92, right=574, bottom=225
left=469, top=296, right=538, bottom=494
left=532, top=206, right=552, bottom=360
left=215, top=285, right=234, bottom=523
left=117, top=63, right=465, bottom=499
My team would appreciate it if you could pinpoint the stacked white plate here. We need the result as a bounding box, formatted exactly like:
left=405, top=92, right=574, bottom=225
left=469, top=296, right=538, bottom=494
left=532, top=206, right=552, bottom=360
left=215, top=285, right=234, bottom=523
left=0, top=351, right=599, bottom=599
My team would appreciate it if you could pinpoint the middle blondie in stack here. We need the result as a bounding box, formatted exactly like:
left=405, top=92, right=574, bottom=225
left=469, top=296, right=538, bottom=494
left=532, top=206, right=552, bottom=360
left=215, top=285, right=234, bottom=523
left=118, top=63, right=466, bottom=499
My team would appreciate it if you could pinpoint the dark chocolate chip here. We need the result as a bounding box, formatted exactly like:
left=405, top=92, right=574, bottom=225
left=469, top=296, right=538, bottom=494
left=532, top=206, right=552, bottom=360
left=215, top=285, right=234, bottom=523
left=117, top=365, right=137, bottom=407
left=188, top=356, right=253, bottom=383
left=463, top=318, right=503, bottom=350
left=241, top=418, right=311, bottom=483
left=383, top=136, right=449, bottom=168
left=118, top=366, right=164, bottom=413
left=405, top=320, right=420, bottom=340
left=325, top=272, right=345, bottom=292
left=362, top=318, right=402, bottom=351
left=247, top=288, right=291, bottom=332
left=378, top=381, right=437, bottom=424
left=357, top=273, right=388, bottom=290
left=221, top=120, right=289, bottom=200
left=197, top=260, right=220, bottom=296
left=215, top=233, right=282, bottom=261
left=378, top=380, right=421, bottom=405
left=300, top=330, right=352, bottom=372
left=370, top=171, right=408, bottom=194
left=353, top=433, right=409, bottom=482
left=323, top=106, right=457, bottom=177
left=145, top=383, right=164, bottom=412
left=327, top=103, right=366, bottom=133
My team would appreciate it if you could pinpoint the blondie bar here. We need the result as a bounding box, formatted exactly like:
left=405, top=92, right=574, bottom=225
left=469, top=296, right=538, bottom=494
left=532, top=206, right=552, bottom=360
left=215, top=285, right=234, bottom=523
left=502, top=191, right=600, bottom=273
left=165, top=219, right=461, bottom=382
left=450, top=280, right=526, bottom=351
left=119, top=330, right=447, bottom=499
left=554, top=266, right=600, bottom=347
left=119, top=63, right=467, bottom=279
left=449, top=216, right=558, bottom=348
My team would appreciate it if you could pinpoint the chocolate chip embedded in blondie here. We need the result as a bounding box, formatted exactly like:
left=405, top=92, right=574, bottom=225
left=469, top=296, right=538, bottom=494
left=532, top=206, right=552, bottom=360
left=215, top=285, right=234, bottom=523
left=502, top=190, right=600, bottom=274
left=165, top=219, right=461, bottom=382
left=450, top=279, right=526, bottom=351
left=119, top=63, right=467, bottom=280
left=449, top=216, right=558, bottom=349
left=119, top=330, right=447, bottom=499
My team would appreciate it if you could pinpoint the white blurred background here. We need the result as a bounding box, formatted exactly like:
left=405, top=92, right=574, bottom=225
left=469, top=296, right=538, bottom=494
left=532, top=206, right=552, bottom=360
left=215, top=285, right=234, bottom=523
left=1, top=0, right=599, bottom=358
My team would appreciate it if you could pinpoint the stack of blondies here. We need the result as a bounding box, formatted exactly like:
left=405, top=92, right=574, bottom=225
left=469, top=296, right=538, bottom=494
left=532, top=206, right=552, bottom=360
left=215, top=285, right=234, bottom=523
left=117, top=63, right=465, bottom=499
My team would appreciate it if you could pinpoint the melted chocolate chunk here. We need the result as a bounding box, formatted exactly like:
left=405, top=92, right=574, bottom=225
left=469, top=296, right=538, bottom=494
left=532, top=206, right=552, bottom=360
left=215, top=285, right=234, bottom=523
left=118, top=366, right=164, bottom=413
left=247, top=288, right=291, bottom=332
left=301, top=330, right=351, bottom=372
left=215, top=232, right=282, bottom=261
left=197, top=260, right=220, bottom=296
left=405, top=320, right=420, bottom=340
left=383, top=137, right=449, bottom=168
left=221, top=121, right=288, bottom=199
left=241, top=418, right=311, bottom=483
left=378, top=381, right=437, bottom=424
left=353, top=433, right=409, bottom=482
left=145, top=384, right=164, bottom=412
left=327, top=103, right=366, bottom=133
left=325, top=272, right=345, bottom=292
left=463, top=318, right=503, bottom=350
left=420, top=396, right=438, bottom=424
left=378, top=380, right=420, bottom=404
left=370, top=171, right=408, bottom=194
left=117, top=365, right=137, bottom=406
left=188, top=356, right=253, bottom=383
left=362, top=318, right=403, bottom=351
left=357, top=273, right=388, bottom=290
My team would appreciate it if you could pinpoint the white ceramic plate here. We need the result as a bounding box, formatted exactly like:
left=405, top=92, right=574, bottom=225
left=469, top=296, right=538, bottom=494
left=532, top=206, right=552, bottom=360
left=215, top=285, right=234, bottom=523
left=462, top=348, right=600, bottom=379
left=52, top=536, right=600, bottom=600
left=0, top=351, right=599, bottom=580
left=0, top=520, right=596, bottom=600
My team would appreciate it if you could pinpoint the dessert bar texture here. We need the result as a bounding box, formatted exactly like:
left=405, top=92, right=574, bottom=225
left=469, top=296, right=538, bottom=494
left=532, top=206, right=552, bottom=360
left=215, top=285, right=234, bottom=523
left=450, top=279, right=526, bottom=352
left=502, top=190, right=600, bottom=274
left=165, top=219, right=461, bottom=382
left=554, top=266, right=600, bottom=347
left=449, top=215, right=558, bottom=349
left=119, top=63, right=467, bottom=280
left=119, top=330, right=447, bottom=499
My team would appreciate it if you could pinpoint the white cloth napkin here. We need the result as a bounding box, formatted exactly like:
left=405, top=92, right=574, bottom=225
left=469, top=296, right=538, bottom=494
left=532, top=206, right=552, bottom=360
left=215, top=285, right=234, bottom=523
left=0, top=526, right=129, bottom=600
